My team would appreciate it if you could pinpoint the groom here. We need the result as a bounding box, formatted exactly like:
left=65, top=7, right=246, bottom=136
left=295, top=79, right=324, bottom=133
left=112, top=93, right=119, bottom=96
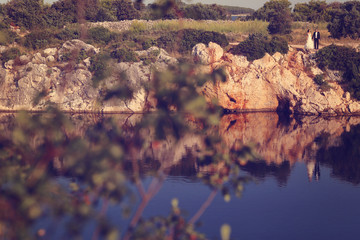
left=312, top=29, right=321, bottom=49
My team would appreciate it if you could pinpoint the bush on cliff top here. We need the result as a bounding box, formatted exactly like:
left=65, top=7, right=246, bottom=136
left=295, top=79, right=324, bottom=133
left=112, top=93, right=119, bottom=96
left=230, top=33, right=288, bottom=61
left=157, top=29, right=229, bottom=53
left=88, top=26, right=116, bottom=45
left=315, top=44, right=360, bottom=100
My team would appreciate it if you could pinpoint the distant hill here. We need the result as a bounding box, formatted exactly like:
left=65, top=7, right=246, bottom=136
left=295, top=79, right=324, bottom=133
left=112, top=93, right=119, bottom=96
left=221, top=5, right=255, bottom=15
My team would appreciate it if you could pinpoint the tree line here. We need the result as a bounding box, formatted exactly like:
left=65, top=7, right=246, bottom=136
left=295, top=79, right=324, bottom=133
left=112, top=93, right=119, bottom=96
left=0, top=0, right=256, bottom=31
left=252, top=0, right=360, bottom=38
left=1, top=0, right=359, bottom=39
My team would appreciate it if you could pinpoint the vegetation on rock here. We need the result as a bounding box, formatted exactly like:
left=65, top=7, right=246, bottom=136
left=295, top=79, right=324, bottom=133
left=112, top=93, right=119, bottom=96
left=157, top=28, right=229, bottom=53
left=316, top=44, right=360, bottom=99
left=230, top=33, right=289, bottom=61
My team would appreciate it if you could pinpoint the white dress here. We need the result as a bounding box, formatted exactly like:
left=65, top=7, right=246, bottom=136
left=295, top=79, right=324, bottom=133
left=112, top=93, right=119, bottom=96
left=304, top=32, right=314, bottom=51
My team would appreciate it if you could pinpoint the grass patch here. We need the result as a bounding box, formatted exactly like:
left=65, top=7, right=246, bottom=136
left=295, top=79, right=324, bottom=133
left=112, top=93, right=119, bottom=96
left=152, top=19, right=269, bottom=35
left=129, top=20, right=148, bottom=33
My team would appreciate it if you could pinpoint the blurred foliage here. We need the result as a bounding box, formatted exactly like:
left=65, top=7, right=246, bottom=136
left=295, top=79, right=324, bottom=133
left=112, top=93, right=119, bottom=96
left=231, top=33, right=289, bottom=61
left=315, top=44, right=360, bottom=99
left=89, top=51, right=112, bottom=86
left=0, top=0, right=261, bottom=239
left=0, top=58, right=256, bottom=239
left=157, top=28, right=229, bottom=53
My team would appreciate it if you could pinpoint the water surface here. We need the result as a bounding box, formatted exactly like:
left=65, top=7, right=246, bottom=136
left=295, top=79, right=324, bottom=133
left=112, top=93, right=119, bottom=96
left=1, top=112, right=360, bottom=239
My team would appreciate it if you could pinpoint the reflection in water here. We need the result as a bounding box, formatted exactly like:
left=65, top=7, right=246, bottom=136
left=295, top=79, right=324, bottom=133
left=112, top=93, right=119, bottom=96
left=316, top=124, right=360, bottom=184
left=1, top=112, right=360, bottom=239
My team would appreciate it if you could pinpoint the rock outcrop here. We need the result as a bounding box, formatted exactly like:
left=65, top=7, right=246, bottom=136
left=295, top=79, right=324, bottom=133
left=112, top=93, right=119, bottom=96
left=193, top=42, right=360, bottom=115
left=0, top=40, right=177, bottom=113
left=1, top=39, right=359, bottom=115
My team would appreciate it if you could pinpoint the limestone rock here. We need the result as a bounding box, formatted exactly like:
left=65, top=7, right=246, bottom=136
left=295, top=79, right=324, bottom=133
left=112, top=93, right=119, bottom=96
left=4, top=60, right=14, bottom=70
left=32, top=53, right=46, bottom=64
left=19, top=55, right=31, bottom=65
left=345, top=92, right=351, bottom=102
left=43, top=48, right=57, bottom=56
left=0, top=42, right=177, bottom=113
left=136, top=46, right=177, bottom=70
left=46, top=55, right=55, bottom=63
left=198, top=43, right=360, bottom=115
left=272, top=52, right=283, bottom=63
left=58, top=39, right=99, bottom=61
left=192, top=42, right=223, bottom=65
left=349, top=102, right=360, bottom=113
left=0, top=46, right=6, bottom=54
left=101, top=62, right=150, bottom=112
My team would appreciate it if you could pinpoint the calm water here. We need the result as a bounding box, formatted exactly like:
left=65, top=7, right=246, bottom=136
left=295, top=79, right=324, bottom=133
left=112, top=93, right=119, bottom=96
left=1, top=112, right=360, bottom=239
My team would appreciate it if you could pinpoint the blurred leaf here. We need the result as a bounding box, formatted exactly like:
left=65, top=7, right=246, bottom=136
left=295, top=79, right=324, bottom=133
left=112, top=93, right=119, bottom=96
left=220, top=224, right=231, bottom=240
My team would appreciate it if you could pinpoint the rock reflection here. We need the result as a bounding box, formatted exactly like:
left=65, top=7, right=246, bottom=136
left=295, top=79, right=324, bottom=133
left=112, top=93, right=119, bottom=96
left=219, top=113, right=360, bottom=185
left=1, top=112, right=360, bottom=185
left=1, top=111, right=360, bottom=239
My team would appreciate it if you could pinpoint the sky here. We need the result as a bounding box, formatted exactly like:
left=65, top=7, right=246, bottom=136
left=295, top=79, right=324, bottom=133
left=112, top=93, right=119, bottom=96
left=0, top=0, right=352, bottom=10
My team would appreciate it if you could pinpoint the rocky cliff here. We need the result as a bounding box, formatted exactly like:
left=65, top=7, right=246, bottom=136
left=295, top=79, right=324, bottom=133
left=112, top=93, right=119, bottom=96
left=1, top=40, right=360, bottom=115
left=0, top=40, right=177, bottom=113
left=193, top=42, right=360, bottom=115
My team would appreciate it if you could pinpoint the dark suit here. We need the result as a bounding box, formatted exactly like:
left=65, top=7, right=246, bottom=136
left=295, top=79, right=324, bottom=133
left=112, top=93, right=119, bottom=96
left=312, top=31, right=320, bottom=49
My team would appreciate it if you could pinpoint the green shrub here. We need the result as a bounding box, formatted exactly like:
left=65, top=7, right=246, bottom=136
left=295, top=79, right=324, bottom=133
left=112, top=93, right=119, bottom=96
left=139, top=49, right=160, bottom=65
left=60, top=48, right=92, bottom=64
left=315, top=44, right=360, bottom=99
left=230, top=33, right=289, bottom=61
left=142, top=38, right=157, bottom=50
left=112, top=0, right=140, bottom=20
left=327, top=1, right=360, bottom=39
left=266, top=36, right=289, bottom=55
left=110, top=48, right=139, bottom=62
left=314, top=74, right=331, bottom=92
left=55, top=28, right=79, bottom=41
left=0, top=47, right=21, bottom=64
left=88, top=26, right=115, bottom=44
left=24, top=30, right=54, bottom=50
left=157, top=29, right=228, bottom=53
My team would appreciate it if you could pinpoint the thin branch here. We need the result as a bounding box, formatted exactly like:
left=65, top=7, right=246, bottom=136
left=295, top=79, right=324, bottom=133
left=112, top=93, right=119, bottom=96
left=188, top=189, right=218, bottom=225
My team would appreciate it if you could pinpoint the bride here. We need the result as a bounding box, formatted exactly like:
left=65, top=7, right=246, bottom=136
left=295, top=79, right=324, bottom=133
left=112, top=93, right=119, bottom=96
left=304, top=29, right=314, bottom=52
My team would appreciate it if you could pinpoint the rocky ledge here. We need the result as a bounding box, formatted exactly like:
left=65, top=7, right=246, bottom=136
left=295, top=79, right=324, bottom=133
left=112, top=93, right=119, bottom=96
left=1, top=40, right=359, bottom=115
left=0, top=40, right=177, bottom=113
left=193, top=42, right=360, bottom=115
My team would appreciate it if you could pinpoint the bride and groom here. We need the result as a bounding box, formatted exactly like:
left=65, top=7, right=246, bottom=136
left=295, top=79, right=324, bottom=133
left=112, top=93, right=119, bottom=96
left=304, top=29, right=320, bottom=51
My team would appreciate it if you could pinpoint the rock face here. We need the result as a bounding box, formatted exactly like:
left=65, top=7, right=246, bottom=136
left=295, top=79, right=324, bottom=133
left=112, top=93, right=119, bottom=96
left=193, top=42, right=359, bottom=115
left=0, top=40, right=177, bottom=112
left=1, top=39, right=359, bottom=115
